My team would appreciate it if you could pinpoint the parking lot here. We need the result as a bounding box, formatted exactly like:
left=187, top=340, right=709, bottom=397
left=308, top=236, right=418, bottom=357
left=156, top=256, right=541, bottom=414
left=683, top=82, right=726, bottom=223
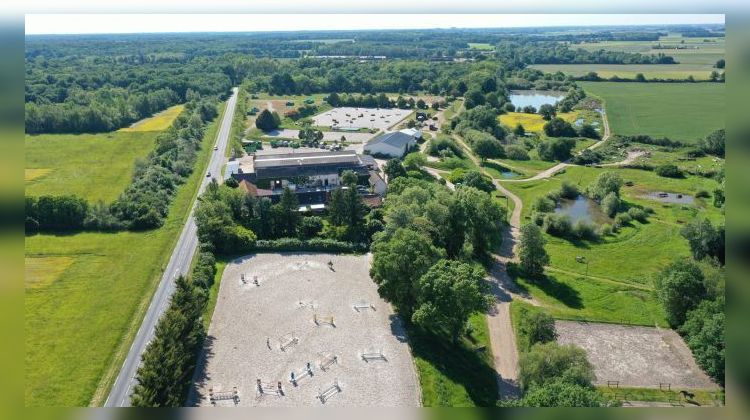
left=312, top=107, right=413, bottom=130
left=555, top=320, right=718, bottom=389
left=189, top=253, right=420, bottom=407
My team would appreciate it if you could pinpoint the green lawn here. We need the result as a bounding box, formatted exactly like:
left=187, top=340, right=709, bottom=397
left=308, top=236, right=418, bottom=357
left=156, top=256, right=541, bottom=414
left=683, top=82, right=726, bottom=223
left=412, top=313, right=498, bottom=406
left=499, top=165, right=721, bottom=325
left=578, top=82, right=725, bottom=142
left=25, top=131, right=158, bottom=202
left=24, top=102, right=226, bottom=407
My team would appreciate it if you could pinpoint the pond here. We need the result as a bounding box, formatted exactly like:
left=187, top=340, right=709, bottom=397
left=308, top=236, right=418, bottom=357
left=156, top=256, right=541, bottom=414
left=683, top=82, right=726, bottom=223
left=499, top=169, right=521, bottom=179
left=510, top=90, right=566, bottom=110
left=554, top=195, right=612, bottom=225
left=640, top=192, right=695, bottom=204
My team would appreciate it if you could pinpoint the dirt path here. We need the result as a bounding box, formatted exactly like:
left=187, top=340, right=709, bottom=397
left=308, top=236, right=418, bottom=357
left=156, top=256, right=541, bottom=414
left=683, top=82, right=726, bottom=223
left=600, top=149, right=646, bottom=167
left=502, top=107, right=612, bottom=182
left=445, top=108, right=613, bottom=400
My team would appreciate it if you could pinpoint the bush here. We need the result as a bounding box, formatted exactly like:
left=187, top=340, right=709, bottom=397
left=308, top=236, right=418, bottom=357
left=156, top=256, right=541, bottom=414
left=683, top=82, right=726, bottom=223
left=533, top=196, right=556, bottom=213
left=655, top=164, right=683, bottom=178
left=543, top=213, right=573, bottom=237
left=255, top=109, right=280, bottom=131
left=601, top=192, right=620, bottom=218
left=627, top=207, right=648, bottom=223
left=519, top=342, right=596, bottom=390
left=614, top=212, right=631, bottom=228
left=577, top=124, right=600, bottom=139
left=572, top=149, right=603, bottom=165
left=572, top=220, right=598, bottom=240
left=518, top=307, right=557, bottom=352
left=696, top=189, right=711, bottom=198
left=537, top=137, right=576, bottom=161
left=505, top=145, right=530, bottom=161
left=224, top=177, right=239, bottom=188
left=559, top=181, right=579, bottom=200
left=253, top=238, right=367, bottom=253
left=298, top=216, right=324, bottom=239
left=597, top=223, right=613, bottom=236
left=543, top=117, right=577, bottom=138
left=427, top=135, right=463, bottom=157
left=587, top=172, right=623, bottom=201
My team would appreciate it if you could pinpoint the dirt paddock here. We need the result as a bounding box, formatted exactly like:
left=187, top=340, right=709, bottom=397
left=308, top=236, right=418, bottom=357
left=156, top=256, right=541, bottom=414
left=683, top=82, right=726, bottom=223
left=189, top=253, right=420, bottom=407
left=555, top=320, right=717, bottom=390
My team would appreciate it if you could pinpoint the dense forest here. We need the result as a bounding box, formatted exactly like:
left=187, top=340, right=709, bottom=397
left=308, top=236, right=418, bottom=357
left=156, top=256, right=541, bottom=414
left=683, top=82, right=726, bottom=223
left=24, top=25, right=702, bottom=134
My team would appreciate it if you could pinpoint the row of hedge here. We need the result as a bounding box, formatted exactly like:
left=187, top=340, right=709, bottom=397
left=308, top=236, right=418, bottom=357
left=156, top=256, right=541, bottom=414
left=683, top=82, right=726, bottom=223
left=252, top=237, right=368, bottom=254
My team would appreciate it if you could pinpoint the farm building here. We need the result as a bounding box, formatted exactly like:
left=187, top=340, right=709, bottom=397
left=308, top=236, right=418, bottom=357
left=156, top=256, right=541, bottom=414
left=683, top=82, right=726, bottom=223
left=231, top=150, right=384, bottom=207
left=363, top=130, right=419, bottom=158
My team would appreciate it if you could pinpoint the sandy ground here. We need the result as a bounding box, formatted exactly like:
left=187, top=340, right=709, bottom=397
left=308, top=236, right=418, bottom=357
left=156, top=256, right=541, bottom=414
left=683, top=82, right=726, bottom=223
left=555, top=320, right=718, bottom=390
left=313, top=107, right=412, bottom=130
left=189, top=253, right=420, bottom=407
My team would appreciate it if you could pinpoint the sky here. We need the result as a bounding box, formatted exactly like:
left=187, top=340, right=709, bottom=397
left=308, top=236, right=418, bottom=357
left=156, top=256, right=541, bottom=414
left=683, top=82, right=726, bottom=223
left=25, top=14, right=725, bottom=35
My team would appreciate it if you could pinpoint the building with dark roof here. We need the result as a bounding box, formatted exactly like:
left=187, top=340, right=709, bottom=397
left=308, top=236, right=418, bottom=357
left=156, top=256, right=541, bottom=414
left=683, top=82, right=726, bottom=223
left=230, top=150, right=382, bottom=207
left=363, top=130, right=418, bottom=158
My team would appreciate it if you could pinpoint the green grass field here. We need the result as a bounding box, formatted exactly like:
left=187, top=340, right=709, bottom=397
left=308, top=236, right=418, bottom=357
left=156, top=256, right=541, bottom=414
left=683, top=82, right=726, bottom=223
left=24, top=102, right=226, bottom=407
left=119, top=104, right=185, bottom=132
left=530, top=63, right=717, bottom=81
left=25, top=131, right=158, bottom=202
left=532, top=34, right=724, bottom=81
left=499, top=165, right=722, bottom=326
left=578, top=82, right=725, bottom=142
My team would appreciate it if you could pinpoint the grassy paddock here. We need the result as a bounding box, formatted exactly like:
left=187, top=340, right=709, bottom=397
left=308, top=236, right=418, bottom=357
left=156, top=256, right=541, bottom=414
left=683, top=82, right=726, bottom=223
left=579, top=82, right=725, bottom=142
left=24, top=102, right=227, bottom=407
left=120, top=104, right=185, bottom=132
left=25, top=131, right=158, bottom=202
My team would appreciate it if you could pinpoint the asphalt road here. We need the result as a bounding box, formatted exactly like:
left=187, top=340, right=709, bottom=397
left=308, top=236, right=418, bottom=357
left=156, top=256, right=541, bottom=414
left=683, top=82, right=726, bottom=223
left=105, top=87, right=239, bottom=407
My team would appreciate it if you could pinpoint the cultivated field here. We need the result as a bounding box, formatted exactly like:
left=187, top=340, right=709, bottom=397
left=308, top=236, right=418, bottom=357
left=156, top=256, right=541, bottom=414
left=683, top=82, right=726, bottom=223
left=530, top=64, right=717, bottom=81
left=24, top=103, right=226, bottom=406
left=313, top=107, right=413, bottom=130
left=25, top=131, right=158, bottom=202
left=190, top=253, right=420, bottom=407
left=120, top=104, right=185, bottom=132
left=555, top=320, right=718, bottom=389
left=532, top=34, right=724, bottom=80
left=579, top=82, right=725, bottom=141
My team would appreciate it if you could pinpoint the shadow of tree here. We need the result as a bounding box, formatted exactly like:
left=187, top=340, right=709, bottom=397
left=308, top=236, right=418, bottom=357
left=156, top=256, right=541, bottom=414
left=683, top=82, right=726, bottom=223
left=533, top=274, right=583, bottom=309
left=185, top=334, right=216, bottom=406
left=408, top=326, right=499, bottom=407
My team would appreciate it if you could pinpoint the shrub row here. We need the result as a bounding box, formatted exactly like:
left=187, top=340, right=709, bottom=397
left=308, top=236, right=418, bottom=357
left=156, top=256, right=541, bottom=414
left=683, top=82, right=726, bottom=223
left=253, top=237, right=368, bottom=253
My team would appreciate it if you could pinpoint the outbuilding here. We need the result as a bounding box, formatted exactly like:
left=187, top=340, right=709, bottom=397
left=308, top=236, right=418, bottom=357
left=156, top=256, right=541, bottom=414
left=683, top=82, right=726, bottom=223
left=363, top=130, right=418, bottom=158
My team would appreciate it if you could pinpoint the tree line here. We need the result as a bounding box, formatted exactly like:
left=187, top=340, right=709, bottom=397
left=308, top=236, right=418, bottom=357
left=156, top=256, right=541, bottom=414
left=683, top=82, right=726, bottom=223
left=25, top=98, right=220, bottom=233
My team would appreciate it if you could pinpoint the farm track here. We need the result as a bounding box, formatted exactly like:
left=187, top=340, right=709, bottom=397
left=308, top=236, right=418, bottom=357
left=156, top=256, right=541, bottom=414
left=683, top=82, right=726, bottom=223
left=440, top=108, right=612, bottom=400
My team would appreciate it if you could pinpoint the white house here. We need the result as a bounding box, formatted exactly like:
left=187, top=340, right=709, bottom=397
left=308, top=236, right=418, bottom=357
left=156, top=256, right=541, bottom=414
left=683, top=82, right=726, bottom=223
left=399, top=127, right=423, bottom=140
left=363, top=130, right=418, bottom=158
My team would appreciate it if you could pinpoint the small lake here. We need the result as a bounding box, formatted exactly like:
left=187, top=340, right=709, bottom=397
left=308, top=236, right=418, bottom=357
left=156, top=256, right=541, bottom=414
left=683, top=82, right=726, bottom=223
left=641, top=192, right=695, bottom=204
left=554, top=196, right=611, bottom=225
left=499, top=170, right=520, bottom=179
left=510, top=90, right=566, bottom=109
